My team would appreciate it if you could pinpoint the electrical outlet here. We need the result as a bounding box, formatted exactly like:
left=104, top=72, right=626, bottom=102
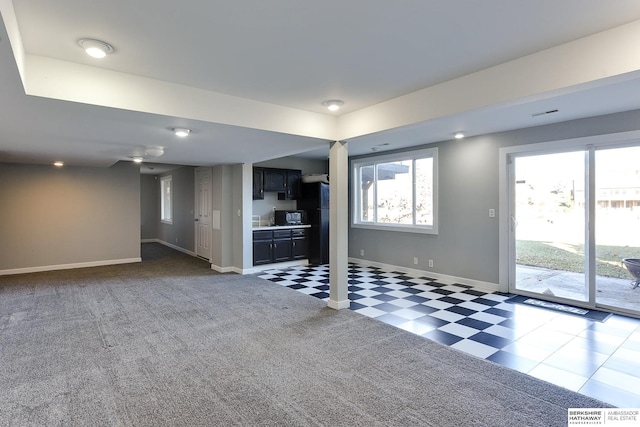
left=360, top=249, right=364, bottom=256
left=413, top=257, right=419, bottom=265
left=489, top=208, right=496, bottom=218
left=428, top=259, right=434, bottom=268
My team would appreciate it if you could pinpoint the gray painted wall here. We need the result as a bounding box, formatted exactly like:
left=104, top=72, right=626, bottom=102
left=157, top=166, right=195, bottom=252
left=349, top=109, right=640, bottom=285
left=211, top=165, right=234, bottom=269
left=0, top=161, right=140, bottom=271
left=6, top=110, right=638, bottom=277
left=140, top=174, right=158, bottom=240
left=232, top=164, right=252, bottom=270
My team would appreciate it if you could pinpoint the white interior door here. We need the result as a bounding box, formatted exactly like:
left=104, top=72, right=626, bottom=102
left=195, top=168, right=212, bottom=260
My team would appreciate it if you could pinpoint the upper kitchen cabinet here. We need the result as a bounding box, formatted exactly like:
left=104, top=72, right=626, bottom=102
left=253, top=167, right=264, bottom=200
left=263, top=168, right=287, bottom=192
left=284, top=169, right=301, bottom=200
left=254, top=167, right=302, bottom=200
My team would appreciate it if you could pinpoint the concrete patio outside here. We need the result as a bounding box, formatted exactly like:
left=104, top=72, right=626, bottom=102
left=516, top=265, right=640, bottom=316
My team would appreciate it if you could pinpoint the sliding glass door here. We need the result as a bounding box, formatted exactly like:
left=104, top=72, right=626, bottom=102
left=509, top=144, right=640, bottom=316
left=594, top=146, right=640, bottom=313
left=512, top=151, right=589, bottom=303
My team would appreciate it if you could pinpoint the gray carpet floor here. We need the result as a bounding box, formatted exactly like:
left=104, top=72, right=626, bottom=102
left=0, top=243, right=611, bottom=426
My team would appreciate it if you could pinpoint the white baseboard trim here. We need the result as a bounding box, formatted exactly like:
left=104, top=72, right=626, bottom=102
left=210, top=264, right=238, bottom=274
left=348, top=257, right=499, bottom=293
left=0, top=257, right=142, bottom=276
left=242, top=259, right=309, bottom=275
left=144, top=239, right=197, bottom=257
left=328, top=299, right=351, bottom=310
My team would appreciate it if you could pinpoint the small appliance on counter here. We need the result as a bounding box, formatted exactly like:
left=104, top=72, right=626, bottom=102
left=274, top=210, right=307, bottom=226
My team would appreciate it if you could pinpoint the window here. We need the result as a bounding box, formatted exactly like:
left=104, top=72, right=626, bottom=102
left=352, top=147, right=438, bottom=234
left=160, top=175, right=173, bottom=224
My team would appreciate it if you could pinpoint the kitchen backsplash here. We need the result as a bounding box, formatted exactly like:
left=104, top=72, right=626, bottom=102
left=252, top=192, right=297, bottom=225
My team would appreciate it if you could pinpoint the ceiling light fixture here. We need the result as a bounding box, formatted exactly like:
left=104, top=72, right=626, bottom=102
left=454, top=132, right=465, bottom=139
left=131, top=156, right=143, bottom=163
left=322, top=100, right=344, bottom=112
left=53, top=161, right=64, bottom=167
left=144, top=146, right=164, bottom=157
left=173, top=128, right=191, bottom=137
left=78, top=39, right=114, bottom=59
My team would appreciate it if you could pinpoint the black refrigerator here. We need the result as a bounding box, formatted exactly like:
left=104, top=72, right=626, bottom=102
left=297, top=182, right=329, bottom=265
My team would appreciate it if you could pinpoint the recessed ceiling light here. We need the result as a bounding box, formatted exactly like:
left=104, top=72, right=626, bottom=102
left=78, top=39, right=114, bottom=59
left=173, top=128, right=191, bottom=137
left=53, top=161, right=64, bottom=167
left=131, top=156, right=143, bottom=163
left=454, top=132, right=465, bottom=139
left=322, top=100, right=344, bottom=111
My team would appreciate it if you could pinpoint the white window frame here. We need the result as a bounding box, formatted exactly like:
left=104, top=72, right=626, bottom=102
left=351, top=147, right=438, bottom=234
left=160, top=175, right=173, bottom=224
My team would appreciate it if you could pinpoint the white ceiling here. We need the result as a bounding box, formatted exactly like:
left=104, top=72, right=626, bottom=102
left=2, top=0, right=640, bottom=171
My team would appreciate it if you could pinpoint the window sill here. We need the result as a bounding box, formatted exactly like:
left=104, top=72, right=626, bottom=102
left=352, top=223, right=438, bottom=235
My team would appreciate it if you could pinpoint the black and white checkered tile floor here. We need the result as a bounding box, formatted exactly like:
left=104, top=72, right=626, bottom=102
left=258, top=263, right=640, bottom=408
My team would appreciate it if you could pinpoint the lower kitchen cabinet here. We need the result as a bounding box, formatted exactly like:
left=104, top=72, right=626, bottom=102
left=252, top=232, right=273, bottom=265
left=253, top=228, right=308, bottom=266
left=291, top=229, right=308, bottom=260
left=272, top=230, right=293, bottom=263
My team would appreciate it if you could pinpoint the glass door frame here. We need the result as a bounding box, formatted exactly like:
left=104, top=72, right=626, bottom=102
left=508, top=147, right=596, bottom=308
left=498, top=130, right=640, bottom=316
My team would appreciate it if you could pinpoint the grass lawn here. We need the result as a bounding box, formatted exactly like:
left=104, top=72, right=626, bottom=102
left=516, top=240, right=640, bottom=279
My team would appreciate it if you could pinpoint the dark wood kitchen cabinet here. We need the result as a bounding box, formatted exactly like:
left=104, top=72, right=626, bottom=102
left=252, top=230, right=273, bottom=265
left=284, top=169, right=301, bottom=200
left=253, top=167, right=301, bottom=200
left=291, top=228, right=308, bottom=260
left=253, top=228, right=308, bottom=265
left=263, top=168, right=287, bottom=192
left=272, top=229, right=293, bottom=263
left=253, top=167, right=264, bottom=200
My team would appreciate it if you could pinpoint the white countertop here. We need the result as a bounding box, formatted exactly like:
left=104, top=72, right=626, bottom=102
left=252, top=224, right=311, bottom=231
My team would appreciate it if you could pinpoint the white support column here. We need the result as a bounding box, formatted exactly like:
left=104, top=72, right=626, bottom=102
left=328, top=140, right=350, bottom=310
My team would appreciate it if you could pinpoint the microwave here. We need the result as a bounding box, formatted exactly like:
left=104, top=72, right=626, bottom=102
left=274, top=210, right=306, bottom=226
